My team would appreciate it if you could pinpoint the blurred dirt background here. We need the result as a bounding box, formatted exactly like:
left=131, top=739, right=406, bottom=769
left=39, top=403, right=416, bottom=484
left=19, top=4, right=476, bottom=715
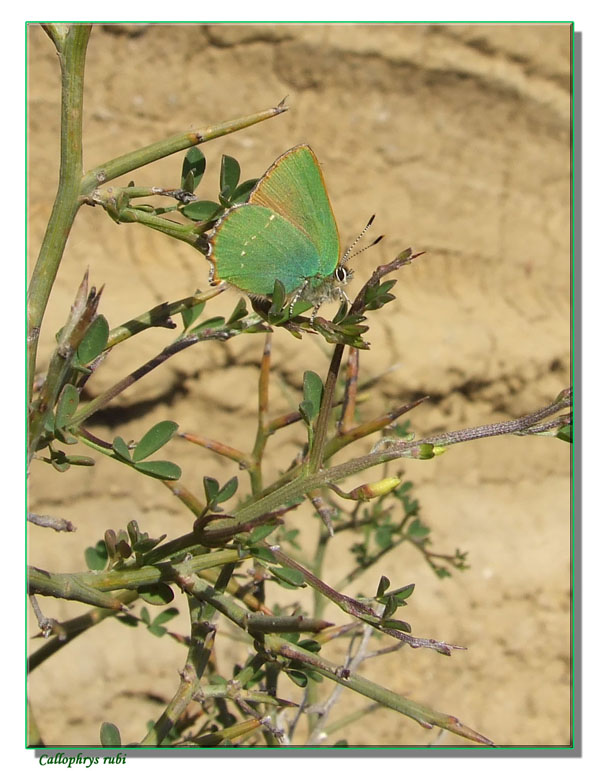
left=27, top=23, right=571, bottom=747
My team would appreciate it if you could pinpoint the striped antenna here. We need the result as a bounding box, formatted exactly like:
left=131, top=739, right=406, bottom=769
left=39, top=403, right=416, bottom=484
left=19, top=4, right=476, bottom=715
left=340, top=215, right=384, bottom=265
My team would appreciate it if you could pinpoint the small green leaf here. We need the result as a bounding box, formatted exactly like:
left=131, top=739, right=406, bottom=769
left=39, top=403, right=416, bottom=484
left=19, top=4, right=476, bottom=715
left=246, top=523, right=279, bottom=545
left=376, top=575, right=391, bottom=598
left=100, top=721, right=121, bottom=747
left=248, top=545, right=278, bottom=563
left=557, top=424, right=572, bottom=443
left=363, top=279, right=397, bottom=311
left=50, top=453, right=70, bottom=472
left=298, top=400, right=314, bottom=426
left=133, top=421, right=179, bottom=462
left=268, top=280, right=286, bottom=317
left=375, top=524, right=394, bottom=550
left=302, top=371, right=324, bottom=421
left=407, top=519, right=430, bottom=540
left=181, top=147, right=206, bottom=191
left=220, top=155, right=241, bottom=197
left=215, top=476, right=238, bottom=504
left=401, top=496, right=419, bottom=517
left=227, top=298, right=248, bottom=325
left=298, top=639, right=321, bottom=653
left=229, top=178, right=258, bottom=205
left=285, top=669, right=308, bottom=688
left=181, top=302, right=206, bottom=329
left=279, top=631, right=301, bottom=644
left=139, top=584, right=175, bottom=605
left=181, top=169, right=196, bottom=194
left=269, top=566, right=306, bottom=588
left=378, top=280, right=397, bottom=294
left=85, top=541, right=108, bottom=570
left=386, top=583, right=415, bottom=603
left=182, top=200, right=221, bottom=222
left=77, top=315, right=109, bottom=365
left=382, top=595, right=398, bottom=619
left=127, top=520, right=141, bottom=546
left=55, top=384, right=79, bottom=429
left=64, top=454, right=94, bottom=466
left=153, top=607, right=179, bottom=626
left=203, top=476, right=220, bottom=502
left=115, top=614, right=138, bottom=628
left=305, top=669, right=323, bottom=683
left=287, top=299, right=311, bottom=319
left=381, top=618, right=412, bottom=633
left=147, top=624, right=167, bottom=638
left=133, top=460, right=182, bottom=480
left=112, top=436, right=131, bottom=462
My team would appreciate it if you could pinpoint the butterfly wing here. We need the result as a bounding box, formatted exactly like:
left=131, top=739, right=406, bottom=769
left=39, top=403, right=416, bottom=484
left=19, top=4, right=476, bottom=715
left=208, top=203, right=322, bottom=296
left=249, top=145, right=341, bottom=277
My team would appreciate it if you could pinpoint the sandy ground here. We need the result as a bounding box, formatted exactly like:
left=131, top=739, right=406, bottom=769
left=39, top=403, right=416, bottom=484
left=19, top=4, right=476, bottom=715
left=27, top=23, right=571, bottom=748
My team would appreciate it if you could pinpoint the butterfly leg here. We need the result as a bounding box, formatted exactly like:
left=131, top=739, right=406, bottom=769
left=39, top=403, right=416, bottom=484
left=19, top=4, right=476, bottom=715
left=310, top=300, right=324, bottom=325
left=339, top=287, right=351, bottom=305
left=289, top=278, right=310, bottom=317
left=207, top=258, right=217, bottom=286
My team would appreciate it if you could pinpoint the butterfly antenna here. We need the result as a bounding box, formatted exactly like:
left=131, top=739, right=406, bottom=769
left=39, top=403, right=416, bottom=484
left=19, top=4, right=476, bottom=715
left=341, top=215, right=384, bottom=265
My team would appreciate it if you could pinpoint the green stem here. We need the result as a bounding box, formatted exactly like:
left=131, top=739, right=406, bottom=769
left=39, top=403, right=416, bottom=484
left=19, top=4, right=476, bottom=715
left=308, top=343, right=345, bottom=473
left=201, top=392, right=571, bottom=541
left=106, top=285, right=226, bottom=348
left=311, top=521, right=330, bottom=621
left=27, top=25, right=91, bottom=403
left=28, top=549, right=246, bottom=601
left=200, top=450, right=390, bottom=541
left=80, top=104, right=287, bottom=194
left=113, top=205, right=199, bottom=242
left=248, top=334, right=273, bottom=494
left=266, top=637, right=493, bottom=746
left=68, top=336, right=200, bottom=426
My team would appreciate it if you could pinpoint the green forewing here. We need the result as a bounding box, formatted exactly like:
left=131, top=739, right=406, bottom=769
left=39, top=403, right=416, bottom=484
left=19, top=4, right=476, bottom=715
left=209, top=204, right=323, bottom=295
left=249, top=145, right=341, bottom=276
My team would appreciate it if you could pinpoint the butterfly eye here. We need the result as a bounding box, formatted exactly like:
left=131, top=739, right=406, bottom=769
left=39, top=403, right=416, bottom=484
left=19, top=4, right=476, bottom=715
left=335, top=266, right=352, bottom=283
